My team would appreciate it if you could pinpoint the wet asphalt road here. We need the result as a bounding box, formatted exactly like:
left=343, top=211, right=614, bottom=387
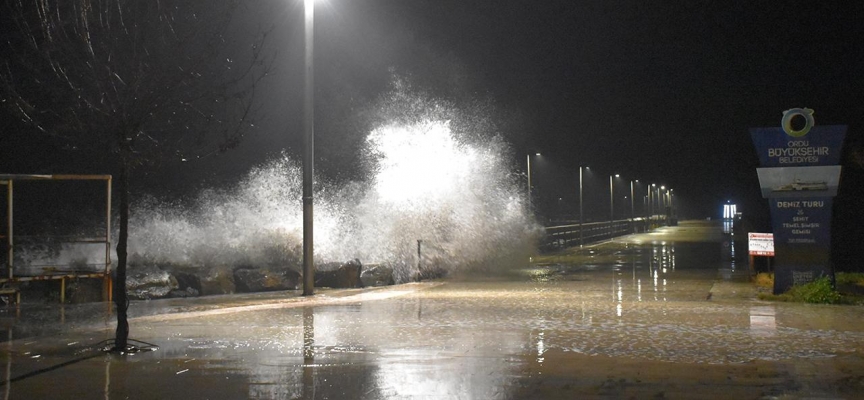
left=2, top=221, right=864, bottom=399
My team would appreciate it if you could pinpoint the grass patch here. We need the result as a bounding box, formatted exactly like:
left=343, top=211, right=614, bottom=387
left=836, top=272, right=864, bottom=286
left=757, top=273, right=864, bottom=305
left=754, top=272, right=773, bottom=288
left=789, top=277, right=841, bottom=304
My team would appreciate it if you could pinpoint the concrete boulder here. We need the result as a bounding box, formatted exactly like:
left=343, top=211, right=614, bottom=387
left=233, top=267, right=301, bottom=293
left=126, top=264, right=178, bottom=300
left=174, top=272, right=202, bottom=295
left=198, top=266, right=236, bottom=295
left=360, top=264, right=395, bottom=287
left=315, top=259, right=363, bottom=288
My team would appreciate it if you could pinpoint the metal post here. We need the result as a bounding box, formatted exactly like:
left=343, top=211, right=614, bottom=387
left=579, top=167, right=583, bottom=247
left=302, top=0, right=315, bottom=296
left=609, top=175, right=614, bottom=235
left=666, top=190, right=672, bottom=224
left=106, top=177, right=112, bottom=275
left=654, top=186, right=659, bottom=223
left=105, top=177, right=112, bottom=302
left=643, top=194, right=648, bottom=231
left=648, top=185, right=654, bottom=229
left=669, top=189, right=674, bottom=220
left=663, top=189, right=669, bottom=217
left=668, top=190, right=673, bottom=212
left=661, top=189, right=667, bottom=223
left=630, top=180, right=635, bottom=232
left=526, top=154, right=531, bottom=214
left=417, top=239, right=422, bottom=277
left=105, top=275, right=113, bottom=304
left=6, top=181, right=12, bottom=280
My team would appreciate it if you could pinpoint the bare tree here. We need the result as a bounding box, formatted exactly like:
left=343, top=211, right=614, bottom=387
left=1, top=0, right=272, bottom=352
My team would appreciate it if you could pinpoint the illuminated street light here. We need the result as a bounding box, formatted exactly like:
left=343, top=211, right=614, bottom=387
left=610, top=174, right=620, bottom=226
left=630, top=179, right=638, bottom=232
left=667, top=188, right=674, bottom=224
left=661, top=187, right=668, bottom=210
left=302, top=0, right=315, bottom=296
left=669, top=188, right=674, bottom=213
left=649, top=183, right=656, bottom=227
left=526, top=153, right=541, bottom=215
left=579, top=165, right=588, bottom=246
left=643, top=193, right=649, bottom=230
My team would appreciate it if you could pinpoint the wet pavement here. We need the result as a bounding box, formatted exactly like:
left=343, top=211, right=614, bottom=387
left=2, top=221, right=864, bottom=399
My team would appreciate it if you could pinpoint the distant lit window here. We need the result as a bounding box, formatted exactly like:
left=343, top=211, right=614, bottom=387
left=723, top=203, right=737, bottom=219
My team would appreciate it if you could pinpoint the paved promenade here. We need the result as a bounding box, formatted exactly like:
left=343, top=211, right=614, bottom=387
left=2, top=221, right=863, bottom=399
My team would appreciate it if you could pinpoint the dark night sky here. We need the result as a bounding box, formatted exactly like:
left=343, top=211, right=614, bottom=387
left=2, top=1, right=863, bottom=233
left=302, top=0, right=863, bottom=227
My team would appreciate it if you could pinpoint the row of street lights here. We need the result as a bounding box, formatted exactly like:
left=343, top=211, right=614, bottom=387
left=527, top=154, right=675, bottom=247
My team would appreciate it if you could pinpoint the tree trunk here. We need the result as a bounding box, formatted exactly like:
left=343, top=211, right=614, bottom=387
left=113, top=159, right=130, bottom=352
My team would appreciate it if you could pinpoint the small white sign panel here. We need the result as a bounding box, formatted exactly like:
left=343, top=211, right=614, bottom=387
left=748, top=232, right=775, bottom=256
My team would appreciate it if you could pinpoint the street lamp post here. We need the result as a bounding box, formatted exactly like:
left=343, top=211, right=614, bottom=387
left=664, top=188, right=671, bottom=221
left=643, top=194, right=649, bottom=231
left=526, top=154, right=531, bottom=212
left=579, top=166, right=587, bottom=246
left=649, top=183, right=656, bottom=228
left=667, top=188, right=674, bottom=224
left=302, top=0, right=315, bottom=296
left=630, top=179, right=637, bottom=232
left=669, top=189, right=674, bottom=216
left=658, top=185, right=665, bottom=225
left=664, top=189, right=669, bottom=210
left=526, top=153, right=540, bottom=215
left=609, top=174, right=619, bottom=234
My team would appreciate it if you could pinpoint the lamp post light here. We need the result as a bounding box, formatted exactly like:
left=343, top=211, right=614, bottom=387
left=664, top=188, right=672, bottom=219
left=630, top=179, right=637, bottom=232
left=526, top=152, right=540, bottom=215
left=669, top=188, right=674, bottom=214
left=658, top=185, right=666, bottom=225
left=660, top=185, right=666, bottom=215
left=609, top=173, right=619, bottom=229
left=526, top=154, right=531, bottom=211
left=667, top=188, right=674, bottom=224
left=579, top=165, right=588, bottom=247
left=650, top=183, right=656, bottom=227
left=643, top=194, right=649, bottom=231
left=302, top=0, right=315, bottom=296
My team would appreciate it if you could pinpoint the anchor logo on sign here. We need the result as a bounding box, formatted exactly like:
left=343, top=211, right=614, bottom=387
left=781, top=108, right=814, bottom=137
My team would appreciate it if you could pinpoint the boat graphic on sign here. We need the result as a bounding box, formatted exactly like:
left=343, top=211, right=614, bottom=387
left=771, top=179, right=828, bottom=192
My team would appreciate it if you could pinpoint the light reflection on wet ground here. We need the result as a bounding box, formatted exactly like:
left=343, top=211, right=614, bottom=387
left=3, top=221, right=864, bottom=399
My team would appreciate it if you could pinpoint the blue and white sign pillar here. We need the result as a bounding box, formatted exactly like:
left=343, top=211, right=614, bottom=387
left=750, top=108, right=846, bottom=294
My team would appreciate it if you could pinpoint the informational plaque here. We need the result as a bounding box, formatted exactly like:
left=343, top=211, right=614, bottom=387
left=750, top=109, right=845, bottom=294
left=748, top=233, right=774, bottom=257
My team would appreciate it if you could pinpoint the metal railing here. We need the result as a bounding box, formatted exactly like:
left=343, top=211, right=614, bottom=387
left=0, top=174, right=113, bottom=303
left=542, top=215, right=668, bottom=250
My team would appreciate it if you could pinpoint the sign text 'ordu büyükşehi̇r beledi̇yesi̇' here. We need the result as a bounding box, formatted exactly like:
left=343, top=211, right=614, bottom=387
left=766, top=140, right=830, bottom=164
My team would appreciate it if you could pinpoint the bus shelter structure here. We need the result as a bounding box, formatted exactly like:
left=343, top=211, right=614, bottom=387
left=0, top=174, right=113, bottom=303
